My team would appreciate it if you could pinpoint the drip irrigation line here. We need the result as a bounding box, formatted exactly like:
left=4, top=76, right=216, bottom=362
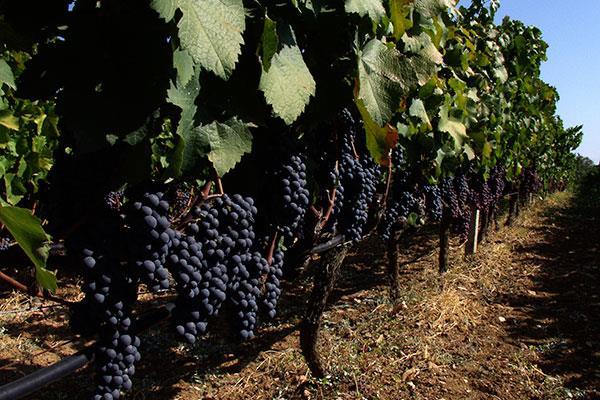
left=308, top=235, right=345, bottom=254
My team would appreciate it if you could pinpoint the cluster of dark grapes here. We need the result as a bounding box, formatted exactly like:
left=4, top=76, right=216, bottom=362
left=422, top=184, right=443, bottom=222
left=380, top=175, right=422, bottom=240
left=126, top=192, right=174, bottom=292
left=439, top=174, right=472, bottom=239
left=470, top=175, right=493, bottom=211
left=336, top=110, right=381, bottom=242
left=440, top=177, right=460, bottom=219
left=167, top=194, right=277, bottom=342
left=71, top=177, right=309, bottom=397
left=519, top=167, right=542, bottom=198
left=93, top=329, right=140, bottom=400
left=104, top=190, right=124, bottom=212
left=0, top=236, right=11, bottom=251
left=379, top=148, right=421, bottom=240
left=230, top=251, right=270, bottom=338
left=489, top=165, right=506, bottom=207
left=271, top=153, right=310, bottom=240
left=167, top=233, right=212, bottom=343
left=170, top=185, right=193, bottom=219
left=67, top=214, right=140, bottom=400
left=260, top=249, right=284, bottom=319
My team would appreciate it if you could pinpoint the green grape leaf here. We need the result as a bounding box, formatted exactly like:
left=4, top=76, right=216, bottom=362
left=438, top=104, right=467, bottom=151
left=0, top=110, right=19, bottom=130
left=344, top=0, right=385, bottom=21
left=356, top=98, right=398, bottom=165
left=200, top=118, right=252, bottom=176
left=358, top=40, right=410, bottom=126
left=4, top=174, right=24, bottom=205
left=261, top=17, right=279, bottom=71
left=152, top=0, right=246, bottom=79
left=402, top=32, right=444, bottom=65
left=0, top=206, right=56, bottom=292
left=151, top=0, right=178, bottom=20
left=260, top=45, right=315, bottom=125
left=167, top=67, right=202, bottom=175
left=414, top=0, right=455, bottom=18
left=0, top=59, right=16, bottom=90
left=389, top=0, right=413, bottom=40
left=409, top=98, right=431, bottom=128
left=173, top=49, right=195, bottom=86
left=493, top=64, right=508, bottom=83
left=357, top=39, right=436, bottom=126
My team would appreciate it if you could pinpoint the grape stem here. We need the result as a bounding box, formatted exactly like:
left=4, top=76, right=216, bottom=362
left=382, top=151, right=393, bottom=208
left=214, top=174, right=224, bottom=195
left=201, top=181, right=213, bottom=199
left=319, top=188, right=337, bottom=229
left=349, top=137, right=359, bottom=160
left=0, top=270, right=72, bottom=307
left=318, top=160, right=339, bottom=229
left=174, top=181, right=214, bottom=229
left=266, top=231, right=278, bottom=265
left=309, top=206, right=321, bottom=218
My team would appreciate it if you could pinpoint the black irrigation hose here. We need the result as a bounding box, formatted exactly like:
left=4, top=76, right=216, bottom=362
left=309, top=234, right=345, bottom=254
left=0, top=304, right=174, bottom=400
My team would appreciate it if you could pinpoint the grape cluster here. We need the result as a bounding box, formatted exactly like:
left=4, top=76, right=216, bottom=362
left=519, top=167, right=542, bottom=198
left=440, top=174, right=472, bottom=239
left=379, top=148, right=421, bottom=240
left=168, top=194, right=262, bottom=343
left=422, top=184, right=442, bottom=222
left=489, top=165, right=506, bottom=206
left=230, top=251, right=269, bottom=339
left=380, top=187, right=420, bottom=240
left=261, top=249, right=284, bottom=319
left=104, top=190, right=124, bottom=212
left=272, top=154, right=310, bottom=240
left=440, top=177, right=460, bottom=219
left=336, top=110, right=381, bottom=242
left=127, top=192, right=174, bottom=292
left=67, top=215, right=140, bottom=400
left=0, top=236, right=11, bottom=251
left=167, top=233, right=213, bottom=344
left=171, top=185, right=193, bottom=218
left=470, top=175, right=493, bottom=210
left=93, top=329, right=140, bottom=400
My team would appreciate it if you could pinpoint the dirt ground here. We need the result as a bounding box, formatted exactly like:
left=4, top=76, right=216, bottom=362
left=1, top=190, right=599, bottom=400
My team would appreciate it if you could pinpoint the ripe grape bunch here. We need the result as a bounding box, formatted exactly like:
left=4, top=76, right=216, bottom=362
left=422, top=184, right=442, bottom=222
left=336, top=109, right=381, bottom=242
left=261, top=249, right=284, bottom=319
left=272, top=153, right=310, bottom=240
left=489, top=165, right=506, bottom=206
left=441, top=174, right=472, bottom=239
left=67, top=214, right=140, bottom=400
left=379, top=148, right=420, bottom=241
left=470, top=174, right=493, bottom=211
left=127, top=191, right=174, bottom=292
left=168, top=194, right=266, bottom=342
left=230, top=251, right=270, bottom=339
left=94, top=330, right=140, bottom=400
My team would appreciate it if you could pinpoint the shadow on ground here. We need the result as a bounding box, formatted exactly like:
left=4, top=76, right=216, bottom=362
left=502, top=190, right=600, bottom=396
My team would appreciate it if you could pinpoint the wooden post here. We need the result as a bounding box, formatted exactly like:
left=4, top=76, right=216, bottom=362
left=478, top=209, right=489, bottom=243
left=300, top=244, right=349, bottom=378
left=465, top=208, right=480, bottom=255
